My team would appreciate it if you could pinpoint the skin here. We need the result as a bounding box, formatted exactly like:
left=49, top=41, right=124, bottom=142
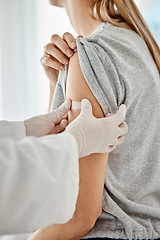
left=49, top=0, right=64, bottom=7
left=49, top=0, right=103, bottom=37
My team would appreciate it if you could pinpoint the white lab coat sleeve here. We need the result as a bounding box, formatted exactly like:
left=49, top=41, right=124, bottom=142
left=0, top=132, right=79, bottom=235
left=0, top=121, right=26, bottom=140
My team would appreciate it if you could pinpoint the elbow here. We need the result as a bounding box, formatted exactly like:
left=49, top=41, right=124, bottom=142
left=78, top=208, right=102, bottom=234
left=85, top=211, right=102, bottom=232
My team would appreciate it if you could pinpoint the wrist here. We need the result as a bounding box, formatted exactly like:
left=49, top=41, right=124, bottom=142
left=13, top=121, right=27, bottom=139
left=65, top=126, right=85, bottom=158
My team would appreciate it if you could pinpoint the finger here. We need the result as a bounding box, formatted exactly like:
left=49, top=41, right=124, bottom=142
left=55, top=119, right=68, bottom=134
left=106, top=113, right=112, bottom=117
left=107, top=145, right=116, bottom=152
left=51, top=119, right=68, bottom=134
left=48, top=99, right=72, bottom=124
left=62, top=113, right=68, bottom=120
left=53, top=123, right=61, bottom=134
left=40, top=56, right=65, bottom=71
left=117, top=136, right=124, bottom=145
left=63, top=32, right=77, bottom=49
left=81, top=99, right=93, bottom=116
left=114, top=104, right=127, bottom=125
left=60, top=119, right=68, bottom=128
left=44, top=43, right=70, bottom=66
left=51, top=33, right=74, bottom=58
left=117, top=122, right=128, bottom=137
left=48, top=123, right=56, bottom=135
left=43, top=50, right=51, bottom=58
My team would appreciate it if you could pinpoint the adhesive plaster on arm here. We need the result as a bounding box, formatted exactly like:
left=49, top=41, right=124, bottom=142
left=71, top=101, right=81, bottom=110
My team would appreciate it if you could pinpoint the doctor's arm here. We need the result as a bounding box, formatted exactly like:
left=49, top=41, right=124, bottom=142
left=0, top=99, right=81, bottom=235
left=29, top=51, right=110, bottom=240
left=0, top=132, right=79, bottom=235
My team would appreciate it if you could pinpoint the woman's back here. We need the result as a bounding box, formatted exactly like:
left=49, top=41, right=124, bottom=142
left=52, top=22, right=160, bottom=239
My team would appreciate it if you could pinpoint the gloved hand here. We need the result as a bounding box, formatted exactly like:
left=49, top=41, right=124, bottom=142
left=24, top=100, right=71, bottom=137
left=65, top=99, right=128, bottom=158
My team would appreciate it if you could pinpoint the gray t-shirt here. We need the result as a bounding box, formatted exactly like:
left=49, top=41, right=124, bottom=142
left=52, top=22, right=160, bottom=240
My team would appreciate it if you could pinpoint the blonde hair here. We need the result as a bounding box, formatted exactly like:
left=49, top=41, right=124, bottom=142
left=91, top=0, right=160, bottom=74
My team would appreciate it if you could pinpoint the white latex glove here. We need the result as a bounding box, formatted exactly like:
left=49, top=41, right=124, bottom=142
left=24, top=100, right=71, bottom=137
left=65, top=99, right=128, bottom=158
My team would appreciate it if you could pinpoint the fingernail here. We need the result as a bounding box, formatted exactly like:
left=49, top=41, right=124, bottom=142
left=60, top=65, right=65, bottom=71
left=70, top=42, right=76, bottom=48
left=77, top=35, right=84, bottom=38
left=66, top=49, right=73, bottom=57
left=62, top=58, right=69, bottom=64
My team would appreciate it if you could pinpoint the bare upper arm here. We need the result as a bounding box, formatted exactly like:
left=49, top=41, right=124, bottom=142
left=66, top=51, right=109, bottom=224
left=66, top=51, right=104, bottom=118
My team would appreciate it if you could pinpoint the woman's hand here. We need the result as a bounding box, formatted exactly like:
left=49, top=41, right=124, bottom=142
left=40, top=32, right=77, bottom=85
left=41, top=32, right=79, bottom=112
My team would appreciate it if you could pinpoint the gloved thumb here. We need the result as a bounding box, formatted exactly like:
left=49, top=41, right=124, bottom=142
left=80, top=99, right=93, bottom=116
left=114, top=104, right=127, bottom=125
left=118, top=104, right=127, bottom=117
left=46, top=99, right=71, bottom=124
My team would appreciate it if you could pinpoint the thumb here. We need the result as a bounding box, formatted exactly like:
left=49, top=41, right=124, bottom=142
left=114, top=104, right=127, bottom=125
left=80, top=99, right=93, bottom=116
left=46, top=99, right=71, bottom=124
left=117, top=104, right=127, bottom=119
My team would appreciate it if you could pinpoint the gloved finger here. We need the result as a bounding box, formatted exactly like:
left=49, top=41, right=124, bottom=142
left=81, top=99, right=93, bottom=116
left=60, top=119, right=68, bottom=131
left=63, top=113, right=68, bottom=119
left=47, top=99, right=71, bottom=124
left=48, top=123, right=56, bottom=135
left=117, top=135, right=124, bottom=145
left=107, top=145, right=116, bottom=152
left=106, top=113, right=112, bottom=117
left=117, top=122, right=128, bottom=137
left=114, top=104, right=127, bottom=125
left=54, top=119, right=68, bottom=134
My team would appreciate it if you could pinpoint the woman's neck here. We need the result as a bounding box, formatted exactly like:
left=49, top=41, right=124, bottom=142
left=64, top=0, right=103, bottom=37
